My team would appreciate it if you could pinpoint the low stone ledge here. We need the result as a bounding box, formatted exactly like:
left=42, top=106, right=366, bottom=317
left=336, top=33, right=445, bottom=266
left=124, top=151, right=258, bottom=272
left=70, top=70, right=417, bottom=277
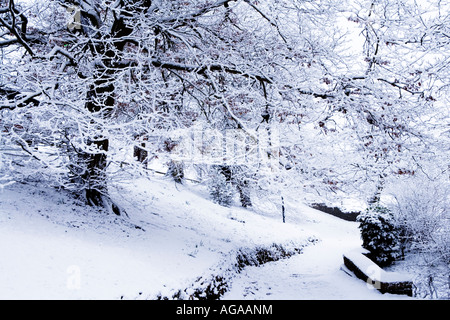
left=311, top=203, right=360, bottom=221
left=343, top=249, right=413, bottom=296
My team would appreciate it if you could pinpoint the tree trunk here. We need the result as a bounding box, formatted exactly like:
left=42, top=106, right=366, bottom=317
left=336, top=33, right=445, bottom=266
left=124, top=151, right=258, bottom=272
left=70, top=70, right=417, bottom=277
left=236, top=179, right=252, bottom=208
left=75, top=2, right=153, bottom=215
left=79, top=63, right=124, bottom=215
left=82, top=138, right=118, bottom=213
left=368, top=174, right=385, bottom=206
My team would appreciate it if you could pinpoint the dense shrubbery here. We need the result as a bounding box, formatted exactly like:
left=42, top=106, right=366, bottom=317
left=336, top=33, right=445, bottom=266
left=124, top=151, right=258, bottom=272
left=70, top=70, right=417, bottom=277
left=357, top=205, right=401, bottom=267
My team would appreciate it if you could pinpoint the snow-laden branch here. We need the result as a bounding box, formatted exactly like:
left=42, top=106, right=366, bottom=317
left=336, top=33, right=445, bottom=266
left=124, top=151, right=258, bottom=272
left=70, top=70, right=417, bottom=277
left=159, top=0, right=237, bottom=25
left=150, top=59, right=273, bottom=84
left=79, top=0, right=102, bottom=29
left=0, top=16, right=33, bottom=56
left=243, top=0, right=288, bottom=44
left=0, top=38, right=19, bottom=47
left=0, top=90, right=41, bottom=110
left=37, top=46, right=76, bottom=66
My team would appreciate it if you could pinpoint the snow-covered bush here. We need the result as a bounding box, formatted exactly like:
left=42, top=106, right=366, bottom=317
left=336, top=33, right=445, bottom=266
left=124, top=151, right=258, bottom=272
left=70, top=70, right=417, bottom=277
left=357, top=206, right=401, bottom=267
left=388, top=177, right=449, bottom=260
left=166, top=160, right=184, bottom=184
left=386, top=176, right=450, bottom=298
left=208, top=167, right=234, bottom=207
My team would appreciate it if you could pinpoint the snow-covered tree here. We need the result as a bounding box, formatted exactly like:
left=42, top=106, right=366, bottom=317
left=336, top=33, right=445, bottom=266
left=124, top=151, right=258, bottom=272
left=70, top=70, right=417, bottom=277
left=0, top=0, right=448, bottom=215
left=1, top=0, right=284, bottom=213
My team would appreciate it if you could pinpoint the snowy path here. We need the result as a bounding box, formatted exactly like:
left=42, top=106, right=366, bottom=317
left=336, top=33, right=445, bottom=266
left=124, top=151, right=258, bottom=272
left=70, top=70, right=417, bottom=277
left=223, top=209, right=412, bottom=300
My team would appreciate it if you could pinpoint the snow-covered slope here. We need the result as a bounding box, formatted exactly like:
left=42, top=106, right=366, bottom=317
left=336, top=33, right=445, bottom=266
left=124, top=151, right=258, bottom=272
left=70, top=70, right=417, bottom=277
left=0, top=173, right=409, bottom=300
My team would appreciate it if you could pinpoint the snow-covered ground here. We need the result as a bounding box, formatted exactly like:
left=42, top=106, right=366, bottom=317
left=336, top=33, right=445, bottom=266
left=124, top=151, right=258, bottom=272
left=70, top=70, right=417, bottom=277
left=223, top=210, right=411, bottom=300
left=0, top=172, right=414, bottom=300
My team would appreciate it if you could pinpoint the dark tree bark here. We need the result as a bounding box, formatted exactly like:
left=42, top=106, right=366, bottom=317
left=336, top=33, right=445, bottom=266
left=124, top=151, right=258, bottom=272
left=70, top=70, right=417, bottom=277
left=78, top=60, right=119, bottom=213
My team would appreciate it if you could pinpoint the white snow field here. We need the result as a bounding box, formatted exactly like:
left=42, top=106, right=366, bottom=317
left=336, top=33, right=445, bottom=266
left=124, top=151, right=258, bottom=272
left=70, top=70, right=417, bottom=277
left=0, top=173, right=413, bottom=300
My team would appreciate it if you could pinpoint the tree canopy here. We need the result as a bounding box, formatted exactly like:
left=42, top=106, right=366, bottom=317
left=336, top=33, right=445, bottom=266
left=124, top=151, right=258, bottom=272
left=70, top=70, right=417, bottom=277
left=1, top=0, right=448, bottom=213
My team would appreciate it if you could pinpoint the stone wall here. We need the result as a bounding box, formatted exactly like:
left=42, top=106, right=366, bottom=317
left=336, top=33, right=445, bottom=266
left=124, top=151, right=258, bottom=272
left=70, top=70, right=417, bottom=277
left=343, top=250, right=413, bottom=296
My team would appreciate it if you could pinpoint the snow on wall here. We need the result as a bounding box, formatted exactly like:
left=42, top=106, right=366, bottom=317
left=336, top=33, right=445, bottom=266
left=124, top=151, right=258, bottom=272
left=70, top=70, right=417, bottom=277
left=343, top=249, right=413, bottom=296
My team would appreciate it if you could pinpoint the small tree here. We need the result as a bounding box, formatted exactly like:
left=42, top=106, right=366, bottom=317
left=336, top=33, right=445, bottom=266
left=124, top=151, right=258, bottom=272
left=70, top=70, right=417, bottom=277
left=357, top=205, right=401, bottom=267
left=208, top=166, right=234, bottom=207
